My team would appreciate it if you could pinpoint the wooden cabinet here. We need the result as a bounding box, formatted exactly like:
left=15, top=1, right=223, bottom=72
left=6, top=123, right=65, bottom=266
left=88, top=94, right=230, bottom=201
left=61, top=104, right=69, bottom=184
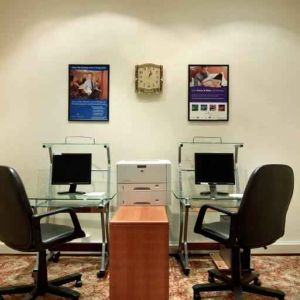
left=109, top=206, right=169, bottom=300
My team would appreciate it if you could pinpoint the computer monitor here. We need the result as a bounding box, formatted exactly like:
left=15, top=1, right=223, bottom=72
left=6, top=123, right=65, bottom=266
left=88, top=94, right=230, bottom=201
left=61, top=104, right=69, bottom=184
left=51, top=153, right=92, bottom=194
left=194, top=153, right=235, bottom=197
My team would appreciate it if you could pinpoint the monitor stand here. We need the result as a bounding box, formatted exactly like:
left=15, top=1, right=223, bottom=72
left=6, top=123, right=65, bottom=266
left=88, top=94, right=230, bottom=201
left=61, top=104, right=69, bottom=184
left=57, top=184, right=85, bottom=195
left=200, top=184, right=229, bottom=198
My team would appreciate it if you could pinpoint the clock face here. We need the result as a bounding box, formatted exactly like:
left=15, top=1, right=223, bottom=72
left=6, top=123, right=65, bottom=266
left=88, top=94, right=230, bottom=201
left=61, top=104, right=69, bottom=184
left=135, top=64, right=163, bottom=94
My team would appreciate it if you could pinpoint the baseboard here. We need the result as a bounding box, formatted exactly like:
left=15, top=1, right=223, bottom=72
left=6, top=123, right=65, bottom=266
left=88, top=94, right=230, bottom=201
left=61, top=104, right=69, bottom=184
left=0, top=243, right=22, bottom=254
left=251, top=241, right=300, bottom=254
left=1, top=241, right=299, bottom=255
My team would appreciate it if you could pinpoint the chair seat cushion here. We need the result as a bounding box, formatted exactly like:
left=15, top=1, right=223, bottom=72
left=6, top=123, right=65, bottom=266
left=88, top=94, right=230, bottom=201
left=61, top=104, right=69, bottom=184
left=202, top=221, right=230, bottom=241
left=41, top=223, right=76, bottom=244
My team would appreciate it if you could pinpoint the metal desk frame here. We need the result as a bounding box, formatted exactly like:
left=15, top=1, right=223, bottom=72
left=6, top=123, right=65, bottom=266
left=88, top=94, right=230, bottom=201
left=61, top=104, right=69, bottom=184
left=176, top=136, right=244, bottom=275
left=38, top=136, right=112, bottom=278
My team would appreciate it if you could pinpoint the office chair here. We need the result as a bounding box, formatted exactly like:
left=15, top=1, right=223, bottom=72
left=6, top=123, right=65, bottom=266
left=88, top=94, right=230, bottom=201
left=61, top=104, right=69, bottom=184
left=0, top=166, right=86, bottom=299
left=192, top=164, right=294, bottom=300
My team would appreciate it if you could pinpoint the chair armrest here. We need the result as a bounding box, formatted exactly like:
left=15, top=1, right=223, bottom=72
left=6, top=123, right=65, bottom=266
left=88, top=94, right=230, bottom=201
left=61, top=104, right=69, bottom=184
left=194, top=204, right=237, bottom=235
left=200, top=204, right=237, bottom=216
left=33, top=207, right=82, bottom=231
left=32, top=208, right=83, bottom=247
left=33, top=207, right=73, bottom=219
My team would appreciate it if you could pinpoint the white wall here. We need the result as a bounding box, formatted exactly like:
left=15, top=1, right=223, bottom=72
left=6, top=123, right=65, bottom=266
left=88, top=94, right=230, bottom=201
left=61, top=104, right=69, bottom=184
left=0, top=0, right=299, bottom=252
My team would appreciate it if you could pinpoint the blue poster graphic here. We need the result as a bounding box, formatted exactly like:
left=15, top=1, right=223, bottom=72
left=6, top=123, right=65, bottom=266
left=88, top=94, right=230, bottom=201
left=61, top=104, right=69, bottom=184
left=69, top=64, right=109, bottom=121
left=189, top=86, right=228, bottom=103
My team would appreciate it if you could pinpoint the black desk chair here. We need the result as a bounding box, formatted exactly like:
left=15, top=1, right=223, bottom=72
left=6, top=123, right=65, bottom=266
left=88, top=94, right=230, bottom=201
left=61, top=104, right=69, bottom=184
left=0, top=166, right=86, bottom=299
left=192, top=164, right=294, bottom=300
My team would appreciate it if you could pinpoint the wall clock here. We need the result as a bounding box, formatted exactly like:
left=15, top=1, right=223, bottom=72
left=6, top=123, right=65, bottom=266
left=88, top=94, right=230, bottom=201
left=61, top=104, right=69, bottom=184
left=135, top=63, right=163, bottom=94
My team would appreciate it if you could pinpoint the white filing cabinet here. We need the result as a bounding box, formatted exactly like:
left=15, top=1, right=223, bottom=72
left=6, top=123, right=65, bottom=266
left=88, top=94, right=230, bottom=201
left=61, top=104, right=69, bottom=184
left=117, top=160, right=171, bottom=205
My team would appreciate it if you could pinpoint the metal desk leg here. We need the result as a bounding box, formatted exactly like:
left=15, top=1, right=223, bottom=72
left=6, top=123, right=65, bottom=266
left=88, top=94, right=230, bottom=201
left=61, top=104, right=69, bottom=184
left=178, top=200, right=184, bottom=253
left=105, top=203, right=110, bottom=254
left=177, top=200, right=191, bottom=275
left=97, top=205, right=109, bottom=278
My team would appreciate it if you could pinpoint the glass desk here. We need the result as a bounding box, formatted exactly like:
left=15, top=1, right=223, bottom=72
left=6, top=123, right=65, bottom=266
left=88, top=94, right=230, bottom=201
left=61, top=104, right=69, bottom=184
left=173, top=184, right=242, bottom=275
left=29, top=181, right=116, bottom=278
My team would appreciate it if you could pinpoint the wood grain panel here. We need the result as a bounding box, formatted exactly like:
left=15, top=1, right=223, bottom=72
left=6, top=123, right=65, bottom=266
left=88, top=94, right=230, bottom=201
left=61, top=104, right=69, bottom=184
left=110, top=206, right=169, bottom=300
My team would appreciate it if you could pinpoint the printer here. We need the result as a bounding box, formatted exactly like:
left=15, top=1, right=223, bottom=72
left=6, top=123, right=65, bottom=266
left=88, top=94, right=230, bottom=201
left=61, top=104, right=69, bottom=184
left=117, top=160, right=171, bottom=206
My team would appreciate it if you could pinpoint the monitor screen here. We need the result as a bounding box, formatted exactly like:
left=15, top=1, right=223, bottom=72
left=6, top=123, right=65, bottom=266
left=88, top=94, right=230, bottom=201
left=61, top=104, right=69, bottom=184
left=194, top=153, right=235, bottom=185
left=51, top=153, right=92, bottom=185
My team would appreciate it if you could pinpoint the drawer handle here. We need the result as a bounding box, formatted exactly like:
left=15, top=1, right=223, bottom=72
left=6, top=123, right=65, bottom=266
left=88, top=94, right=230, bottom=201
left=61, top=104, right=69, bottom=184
left=133, top=187, right=151, bottom=190
left=133, top=202, right=151, bottom=205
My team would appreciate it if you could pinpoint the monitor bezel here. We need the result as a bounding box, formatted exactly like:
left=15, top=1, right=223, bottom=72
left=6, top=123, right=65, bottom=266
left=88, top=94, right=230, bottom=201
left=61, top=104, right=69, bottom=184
left=51, top=153, right=92, bottom=186
left=194, top=152, right=235, bottom=185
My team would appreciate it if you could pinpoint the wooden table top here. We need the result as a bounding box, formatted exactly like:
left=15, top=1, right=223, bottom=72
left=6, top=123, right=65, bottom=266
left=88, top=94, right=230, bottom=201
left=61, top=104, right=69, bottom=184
left=110, top=206, right=168, bottom=224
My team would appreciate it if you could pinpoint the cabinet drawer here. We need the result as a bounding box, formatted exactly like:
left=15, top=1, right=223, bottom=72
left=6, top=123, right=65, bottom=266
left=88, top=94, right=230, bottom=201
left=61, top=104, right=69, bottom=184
left=118, top=190, right=166, bottom=205
left=118, top=183, right=167, bottom=192
left=117, top=164, right=167, bottom=183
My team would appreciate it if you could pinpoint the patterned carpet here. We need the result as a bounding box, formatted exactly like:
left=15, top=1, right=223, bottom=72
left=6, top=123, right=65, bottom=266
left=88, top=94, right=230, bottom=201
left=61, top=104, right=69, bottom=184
left=0, top=255, right=299, bottom=299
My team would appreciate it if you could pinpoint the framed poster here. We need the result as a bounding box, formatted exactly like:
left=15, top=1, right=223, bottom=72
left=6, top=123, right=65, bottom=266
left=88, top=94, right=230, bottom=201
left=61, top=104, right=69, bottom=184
left=68, top=64, right=109, bottom=121
left=188, top=64, right=229, bottom=121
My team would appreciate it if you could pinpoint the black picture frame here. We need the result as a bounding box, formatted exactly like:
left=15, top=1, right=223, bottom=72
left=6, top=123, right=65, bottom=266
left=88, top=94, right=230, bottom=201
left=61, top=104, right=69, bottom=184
left=188, top=64, right=229, bottom=121
left=68, top=64, right=110, bottom=121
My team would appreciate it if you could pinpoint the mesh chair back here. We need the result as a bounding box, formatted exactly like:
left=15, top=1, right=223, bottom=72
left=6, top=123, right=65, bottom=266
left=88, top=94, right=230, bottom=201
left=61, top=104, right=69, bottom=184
left=0, top=166, right=34, bottom=251
left=238, top=164, right=294, bottom=248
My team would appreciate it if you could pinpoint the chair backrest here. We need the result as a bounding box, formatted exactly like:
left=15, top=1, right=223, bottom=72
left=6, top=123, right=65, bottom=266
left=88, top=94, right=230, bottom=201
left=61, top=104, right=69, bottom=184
left=237, top=164, right=294, bottom=249
left=0, top=166, right=34, bottom=251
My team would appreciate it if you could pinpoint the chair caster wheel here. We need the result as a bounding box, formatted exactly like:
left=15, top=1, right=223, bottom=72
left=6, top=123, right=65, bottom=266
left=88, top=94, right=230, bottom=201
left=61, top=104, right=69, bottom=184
left=75, top=280, right=82, bottom=287
left=184, top=269, right=190, bottom=276
left=208, top=274, right=215, bottom=283
left=31, top=270, right=37, bottom=280
left=194, top=293, right=201, bottom=300
left=51, top=252, right=60, bottom=263
left=97, top=270, right=106, bottom=278
left=253, top=278, right=261, bottom=286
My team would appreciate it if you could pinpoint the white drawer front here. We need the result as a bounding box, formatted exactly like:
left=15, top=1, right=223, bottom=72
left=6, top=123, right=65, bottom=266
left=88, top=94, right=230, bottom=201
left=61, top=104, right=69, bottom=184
left=117, top=164, right=167, bottom=183
left=118, top=183, right=167, bottom=192
left=118, top=190, right=166, bottom=205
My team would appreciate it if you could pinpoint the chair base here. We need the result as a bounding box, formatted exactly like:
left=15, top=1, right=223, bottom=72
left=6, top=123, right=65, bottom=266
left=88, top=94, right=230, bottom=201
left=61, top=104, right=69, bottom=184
left=193, top=268, right=285, bottom=300
left=0, top=272, right=82, bottom=300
